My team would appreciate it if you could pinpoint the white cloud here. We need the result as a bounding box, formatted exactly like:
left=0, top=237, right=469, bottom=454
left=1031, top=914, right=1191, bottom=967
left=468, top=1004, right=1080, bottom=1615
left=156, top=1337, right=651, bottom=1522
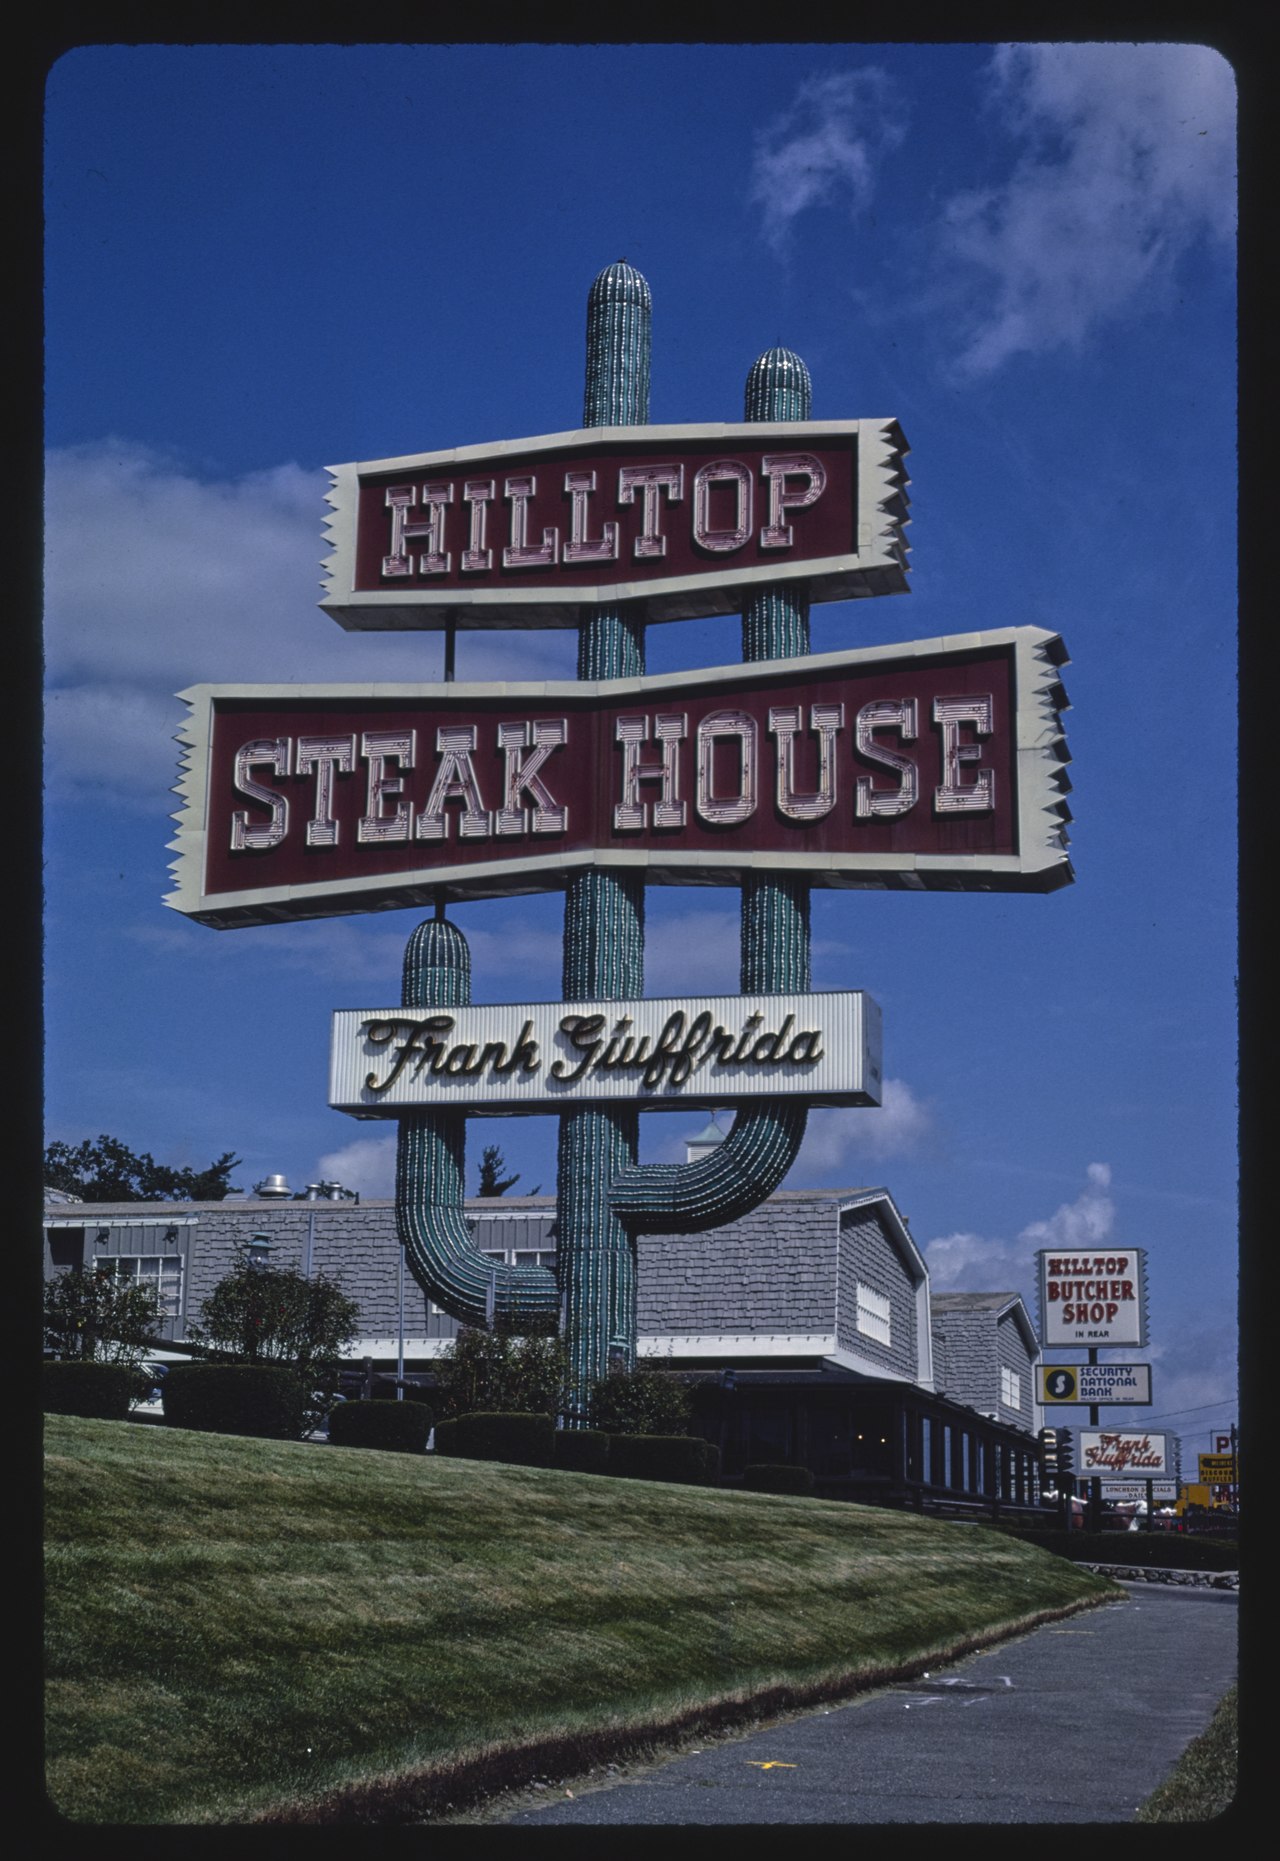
left=750, top=68, right=908, bottom=252
left=1019, top=1159, right=1115, bottom=1250
left=938, top=43, right=1236, bottom=374
left=316, top=1134, right=397, bottom=1199
left=925, top=1160, right=1115, bottom=1293
left=787, top=1078, right=933, bottom=1185
left=43, top=441, right=576, bottom=802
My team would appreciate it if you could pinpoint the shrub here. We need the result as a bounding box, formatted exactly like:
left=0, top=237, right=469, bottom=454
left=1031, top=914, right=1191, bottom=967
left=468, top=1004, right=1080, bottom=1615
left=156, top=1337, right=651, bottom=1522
left=450, top=1411, right=556, bottom=1466
left=553, top=1428, right=611, bottom=1474
left=327, top=1399, right=433, bottom=1453
left=995, top=1526, right=1238, bottom=1572
left=42, top=1361, right=148, bottom=1420
left=431, top=1417, right=460, bottom=1456
left=742, top=1463, right=815, bottom=1495
left=43, top=1265, right=164, bottom=1367
left=185, top=1260, right=360, bottom=1387
left=608, top=1434, right=719, bottom=1485
left=432, top=1327, right=568, bottom=1420
left=161, top=1363, right=308, bottom=1439
left=588, top=1355, right=692, bottom=1436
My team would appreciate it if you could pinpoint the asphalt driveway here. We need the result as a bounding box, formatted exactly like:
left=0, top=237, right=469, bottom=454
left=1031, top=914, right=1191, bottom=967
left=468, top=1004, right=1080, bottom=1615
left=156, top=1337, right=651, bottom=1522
left=503, top=1584, right=1238, bottom=1825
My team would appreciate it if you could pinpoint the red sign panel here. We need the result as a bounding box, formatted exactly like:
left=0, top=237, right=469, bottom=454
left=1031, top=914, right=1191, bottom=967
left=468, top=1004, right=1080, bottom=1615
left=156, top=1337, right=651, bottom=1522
left=321, top=421, right=909, bottom=629
left=167, top=628, right=1071, bottom=928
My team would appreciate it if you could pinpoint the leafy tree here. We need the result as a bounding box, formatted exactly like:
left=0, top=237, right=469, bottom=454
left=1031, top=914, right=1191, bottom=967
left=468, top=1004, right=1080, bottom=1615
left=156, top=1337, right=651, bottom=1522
left=432, top=1324, right=568, bottom=1420
left=589, top=1354, right=692, bottom=1436
left=44, top=1134, right=242, bottom=1203
left=185, top=1260, right=360, bottom=1386
left=43, top=1264, right=164, bottom=1367
left=476, top=1144, right=521, bottom=1197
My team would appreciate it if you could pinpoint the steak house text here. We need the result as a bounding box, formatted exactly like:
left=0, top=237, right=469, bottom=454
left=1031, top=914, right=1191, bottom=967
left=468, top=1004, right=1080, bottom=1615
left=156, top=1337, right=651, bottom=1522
left=228, top=698, right=996, bottom=852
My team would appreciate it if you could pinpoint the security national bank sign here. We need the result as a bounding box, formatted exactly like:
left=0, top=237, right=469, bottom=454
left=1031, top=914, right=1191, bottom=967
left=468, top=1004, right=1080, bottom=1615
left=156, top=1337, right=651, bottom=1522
left=329, top=989, right=880, bottom=1117
left=166, top=627, right=1071, bottom=928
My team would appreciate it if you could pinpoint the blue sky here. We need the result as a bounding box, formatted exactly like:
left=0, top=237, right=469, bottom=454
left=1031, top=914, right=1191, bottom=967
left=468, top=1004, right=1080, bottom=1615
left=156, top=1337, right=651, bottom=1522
left=43, top=41, right=1238, bottom=1463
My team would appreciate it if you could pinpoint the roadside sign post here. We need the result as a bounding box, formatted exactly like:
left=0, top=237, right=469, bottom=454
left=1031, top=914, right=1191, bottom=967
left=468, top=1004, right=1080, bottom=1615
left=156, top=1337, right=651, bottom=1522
left=1087, top=1348, right=1102, bottom=1533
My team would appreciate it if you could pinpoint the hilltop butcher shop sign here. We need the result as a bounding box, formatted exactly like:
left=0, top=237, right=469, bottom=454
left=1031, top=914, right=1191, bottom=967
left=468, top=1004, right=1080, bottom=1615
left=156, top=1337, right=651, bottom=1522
left=320, top=421, right=909, bottom=628
left=329, top=989, right=881, bottom=1117
left=166, top=626, right=1071, bottom=928
left=1037, top=1248, right=1149, bottom=1348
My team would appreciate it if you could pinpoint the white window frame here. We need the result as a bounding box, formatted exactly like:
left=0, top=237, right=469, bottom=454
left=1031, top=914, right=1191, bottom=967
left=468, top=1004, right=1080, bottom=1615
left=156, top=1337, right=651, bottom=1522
left=101, top=1253, right=184, bottom=1320
left=1000, top=1366, right=1021, bottom=1409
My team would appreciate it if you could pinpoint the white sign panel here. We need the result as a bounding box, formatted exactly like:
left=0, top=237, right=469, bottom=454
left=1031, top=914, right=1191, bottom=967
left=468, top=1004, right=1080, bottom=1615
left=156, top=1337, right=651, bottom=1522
left=1078, top=1431, right=1175, bottom=1480
left=1039, top=1363, right=1152, bottom=1406
left=1099, top=1482, right=1178, bottom=1503
left=330, top=989, right=880, bottom=1118
left=1037, top=1248, right=1148, bottom=1348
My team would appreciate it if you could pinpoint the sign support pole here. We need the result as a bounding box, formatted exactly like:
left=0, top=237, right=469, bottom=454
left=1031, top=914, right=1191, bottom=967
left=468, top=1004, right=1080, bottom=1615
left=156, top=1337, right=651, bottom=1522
left=558, top=262, right=651, bottom=1420
left=1088, top=1346, right=1102, bottom=1531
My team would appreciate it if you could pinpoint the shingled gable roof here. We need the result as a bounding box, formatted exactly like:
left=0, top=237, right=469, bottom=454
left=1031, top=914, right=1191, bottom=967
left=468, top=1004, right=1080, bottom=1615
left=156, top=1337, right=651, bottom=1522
left=824, top=1186, right=927, bottom=1283
left=931, top=1290, right=1039, bottom=1358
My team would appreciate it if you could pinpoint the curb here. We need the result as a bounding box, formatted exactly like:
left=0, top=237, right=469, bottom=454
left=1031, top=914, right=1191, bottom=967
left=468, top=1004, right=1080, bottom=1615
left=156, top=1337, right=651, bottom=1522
left=1080, top=1562, right=1238, bottom=1590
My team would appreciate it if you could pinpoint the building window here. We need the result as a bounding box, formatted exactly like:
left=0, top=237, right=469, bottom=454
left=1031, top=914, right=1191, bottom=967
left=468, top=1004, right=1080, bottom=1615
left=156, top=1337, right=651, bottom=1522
left=102, top=1255, right=183, bottom=1319
left=855, top=1281, right=891, bottom=1347
left=514, top=1250, right=556, bottom=1271
left=1000, top=1367, right=1021, bottom=1410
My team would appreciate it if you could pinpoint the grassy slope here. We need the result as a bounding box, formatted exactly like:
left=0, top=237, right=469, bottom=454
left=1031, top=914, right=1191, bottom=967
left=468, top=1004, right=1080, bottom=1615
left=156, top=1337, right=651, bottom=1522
left=45, top=1414, right=1117, bottom=1825
left=1135, top=1686, right=1238, bottom=1823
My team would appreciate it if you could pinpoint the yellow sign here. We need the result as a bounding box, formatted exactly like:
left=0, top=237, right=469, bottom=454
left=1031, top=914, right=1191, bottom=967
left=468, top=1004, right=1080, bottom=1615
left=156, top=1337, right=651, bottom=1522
left=1198, top=1454, right=1237, bottom=1482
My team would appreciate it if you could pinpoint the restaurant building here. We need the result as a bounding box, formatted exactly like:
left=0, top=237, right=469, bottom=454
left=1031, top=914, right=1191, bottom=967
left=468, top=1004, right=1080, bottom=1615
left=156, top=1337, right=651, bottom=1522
left=43, top=1149, right=1046, bottom=1520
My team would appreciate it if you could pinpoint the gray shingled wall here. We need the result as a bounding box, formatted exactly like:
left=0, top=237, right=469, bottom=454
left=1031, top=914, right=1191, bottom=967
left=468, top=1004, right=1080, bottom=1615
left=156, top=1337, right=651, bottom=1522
left=931, top=1307, right=993, bottom=1412
left=835, top=1208, right=919, bottom=1379
left=995, top=1310, right=1036, bottom=1429
left=635, top=1193, right=840, bottom=1334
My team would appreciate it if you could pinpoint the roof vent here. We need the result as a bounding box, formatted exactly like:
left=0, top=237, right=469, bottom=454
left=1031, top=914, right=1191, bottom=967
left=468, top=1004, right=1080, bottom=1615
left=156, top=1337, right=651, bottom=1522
left=254, top=1173, right=294, bottom=1199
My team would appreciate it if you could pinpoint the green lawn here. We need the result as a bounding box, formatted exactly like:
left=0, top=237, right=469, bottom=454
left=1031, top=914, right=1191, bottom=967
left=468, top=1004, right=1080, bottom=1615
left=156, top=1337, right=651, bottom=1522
left=44, top=1414, right=1118, bottom=1824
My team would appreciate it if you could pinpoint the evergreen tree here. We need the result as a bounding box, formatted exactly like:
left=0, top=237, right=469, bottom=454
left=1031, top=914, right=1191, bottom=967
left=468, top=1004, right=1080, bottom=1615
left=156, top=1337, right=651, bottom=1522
left=476, top=1144, right=520, bottom=1196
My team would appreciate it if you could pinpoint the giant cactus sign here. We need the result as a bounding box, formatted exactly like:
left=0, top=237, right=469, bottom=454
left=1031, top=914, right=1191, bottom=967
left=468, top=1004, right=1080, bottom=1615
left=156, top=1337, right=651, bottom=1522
left=171, top=259, right=1073, bottom=1409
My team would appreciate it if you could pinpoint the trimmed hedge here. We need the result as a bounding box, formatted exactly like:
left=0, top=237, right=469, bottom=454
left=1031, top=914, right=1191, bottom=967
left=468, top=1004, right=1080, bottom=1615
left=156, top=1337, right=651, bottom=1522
left=437, top=1411, right=556, bottom=1467
left=608, top=1434, right=720, bottom=1486
left=161, top=1363, right=308, bottom=1439
left=995, top=1526, right=1238, bottom=1572
left=327, top=1399, right=433, bottom=1453
left=42, top=1361, right=146, bottom=1420
left=742, top=1462, right=815, bottom=1495
left=552, top=1428, right=611, bottom=1474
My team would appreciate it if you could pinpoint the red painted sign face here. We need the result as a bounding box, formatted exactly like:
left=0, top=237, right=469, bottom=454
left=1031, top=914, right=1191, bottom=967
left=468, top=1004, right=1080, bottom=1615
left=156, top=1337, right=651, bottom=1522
left=322, top=422, right=909, bottom=628
left=167, top=629, right=1072, bottom=927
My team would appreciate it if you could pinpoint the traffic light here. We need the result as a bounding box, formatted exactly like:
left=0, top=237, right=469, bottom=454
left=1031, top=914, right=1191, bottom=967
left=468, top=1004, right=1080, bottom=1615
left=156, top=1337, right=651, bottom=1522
left=1057, top=1428, right=1074, bottom=1478
left=1038, top=1427, right=1058, bottom=1481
